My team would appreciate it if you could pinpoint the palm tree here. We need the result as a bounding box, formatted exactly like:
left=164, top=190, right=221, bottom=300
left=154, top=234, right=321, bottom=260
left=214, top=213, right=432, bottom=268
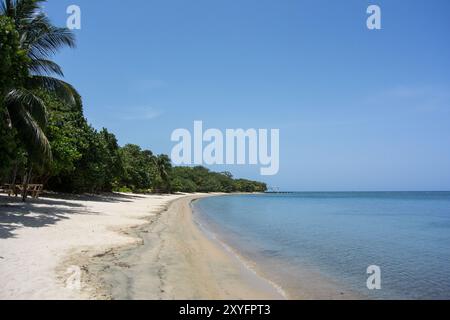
left=154, top=155, right=172, bottom=193
left=1, top=0, right=80, bottom=162
left=1, top=0, right=80, bottom=201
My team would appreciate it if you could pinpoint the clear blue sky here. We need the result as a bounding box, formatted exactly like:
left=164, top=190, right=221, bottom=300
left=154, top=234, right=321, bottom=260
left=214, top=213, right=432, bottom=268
left=44, top=0, right=450, bottom=191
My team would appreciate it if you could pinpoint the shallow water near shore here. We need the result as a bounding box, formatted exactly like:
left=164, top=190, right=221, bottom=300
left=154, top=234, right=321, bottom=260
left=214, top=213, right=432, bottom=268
left=192, top=192, right=450, bottom=299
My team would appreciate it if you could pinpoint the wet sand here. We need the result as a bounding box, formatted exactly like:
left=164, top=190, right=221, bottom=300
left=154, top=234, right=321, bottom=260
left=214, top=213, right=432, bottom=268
left=83, top=195, right=285, bottom=299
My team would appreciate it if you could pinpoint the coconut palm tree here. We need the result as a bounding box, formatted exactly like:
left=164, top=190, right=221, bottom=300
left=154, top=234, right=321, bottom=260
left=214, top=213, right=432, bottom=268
left=1, top=0, right=80, bottom=162
left=154, top=154, right=172, bottom=193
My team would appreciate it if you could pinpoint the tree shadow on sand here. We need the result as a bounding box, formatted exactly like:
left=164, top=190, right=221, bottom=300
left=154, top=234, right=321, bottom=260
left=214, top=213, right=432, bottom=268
left=0, top=196, right=93, bottom=239
left=41, top=192, right=149, bottom=203
left=0, top=192, right=176, bottom=239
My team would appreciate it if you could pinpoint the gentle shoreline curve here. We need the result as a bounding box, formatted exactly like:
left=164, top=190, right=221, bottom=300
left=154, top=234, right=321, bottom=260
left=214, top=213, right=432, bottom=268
left=191, top=198, right=289, bottom=299
left=192, top=194, right=363, bottom=300
left=0, top=192, right=284, bottom=300
left=84, top=194, right=285, bottom=300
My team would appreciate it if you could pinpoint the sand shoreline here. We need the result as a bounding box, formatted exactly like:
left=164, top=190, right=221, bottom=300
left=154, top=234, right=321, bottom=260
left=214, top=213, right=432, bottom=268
left=0, top=192, right=187, bottom=299
left=0, top=192, right=284, bottom=300
left=82, top=194, right=285, bottom=300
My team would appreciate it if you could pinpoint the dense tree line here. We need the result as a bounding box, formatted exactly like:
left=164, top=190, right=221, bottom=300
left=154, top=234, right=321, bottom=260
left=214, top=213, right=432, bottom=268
left=0, top=0, right=267, bottom=198
left=171, top=167, right=267, bottom=193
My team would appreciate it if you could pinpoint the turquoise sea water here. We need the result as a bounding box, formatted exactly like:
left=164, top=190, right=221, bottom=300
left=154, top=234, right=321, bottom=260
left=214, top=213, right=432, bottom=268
left=192, top=192, right=450, bottom=299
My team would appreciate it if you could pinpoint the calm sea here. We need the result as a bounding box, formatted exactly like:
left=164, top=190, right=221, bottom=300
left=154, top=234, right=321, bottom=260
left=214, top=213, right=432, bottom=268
left=192, top=192, right=450, bottom=299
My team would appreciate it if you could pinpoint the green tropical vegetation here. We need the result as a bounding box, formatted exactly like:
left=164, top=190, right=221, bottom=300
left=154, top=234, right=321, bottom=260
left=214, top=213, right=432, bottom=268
left=0, top=0, right=267, bottom=201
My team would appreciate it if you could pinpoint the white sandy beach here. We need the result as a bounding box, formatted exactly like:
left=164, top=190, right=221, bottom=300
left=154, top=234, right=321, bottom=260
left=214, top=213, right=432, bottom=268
left=0, top=192, right=283, bottom=300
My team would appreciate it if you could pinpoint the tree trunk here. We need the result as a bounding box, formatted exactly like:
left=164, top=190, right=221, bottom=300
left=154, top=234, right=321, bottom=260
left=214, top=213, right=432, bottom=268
left=10, top=162, right=18, bottom=197
left=11, top=162, right=18, bottom=185
left=22, top=166, right=33, bottom=202
left=42, top=174, right=50, bottom=187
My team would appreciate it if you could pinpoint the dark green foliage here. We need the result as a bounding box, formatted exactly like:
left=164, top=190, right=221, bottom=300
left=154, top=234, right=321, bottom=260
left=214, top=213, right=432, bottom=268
left=47, top=122, right=122, bottom=193
left=171, top=176, right=197, bottom=193
left=0, top=124, right=20, bottom=180
left=36, top=91, right=119, bottom=193
left=153, top=154, right=172, bottom=193
left=233, top=178, right=268, bottom=193
left=0, top=15, right=28, bottom=92
left=39, top=91, right=82, bottom=175
left=170, top=166, right=267, bottom=193
left=68, top=124, right=111, bottom=193
left=1, top=0, right=80, bottom=191
left=119, top=144, right=155, bottom=192
left=0, top=15, right=28, bottom=178
left=98, top=128, right=124, bottom=191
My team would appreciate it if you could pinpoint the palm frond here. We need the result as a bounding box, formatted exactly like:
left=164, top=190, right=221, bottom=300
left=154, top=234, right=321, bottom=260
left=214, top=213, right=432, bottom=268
left=23, top=13, right=76, bottom=59
left=8, top=102, right=52, bottom=161
left=0, top=0, right=14, bottom=16
left=27, top=75, right=81, bottom=107
left=5, top=88, right=47, bottom=127
left=15, top=0, right=46, bottom=19
left=4, top=0, right=46, bottom=22
left=29, top=58, right=64, bottom=76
